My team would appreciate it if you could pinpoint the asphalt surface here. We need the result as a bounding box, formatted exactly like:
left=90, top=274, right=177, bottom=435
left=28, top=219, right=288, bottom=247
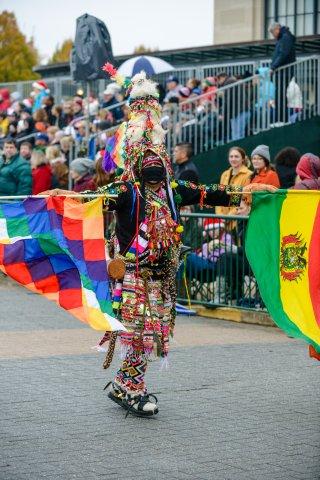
left=1, top=283, right=319, bottom=480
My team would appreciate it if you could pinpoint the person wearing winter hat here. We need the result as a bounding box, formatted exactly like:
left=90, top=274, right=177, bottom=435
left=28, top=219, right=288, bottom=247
left=250, top=145, right=280, bottom=187
left=32, top=80, right=49, bottom=114
left=70, top=157, right=96, bottom=192
left=180, top=217, right=236, bottom=283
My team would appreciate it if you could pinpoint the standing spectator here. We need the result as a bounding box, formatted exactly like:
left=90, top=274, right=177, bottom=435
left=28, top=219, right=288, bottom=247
left=269, top=22, right=296, bottom=122
left=31, top=150, right=52, bottom=194
left=274, top=146, right=300, bottom=188
left=0, top=89, right=11, bottom=113
left=164, top=75, right=181, bottom=103
left=173, top=143, right=199, bottom=183
left=216, top=147, right=251, bottom=217
left=250, top=145, right=280, bottom=187
left=19, top=142, right=33, bottom=161
left=70, top=158, right=95, bottom=192
left=32, top=80, right=49, bottom=113
left=253, top=67, right=275, bottom=131
left=0, top=140, right=32, bottom=195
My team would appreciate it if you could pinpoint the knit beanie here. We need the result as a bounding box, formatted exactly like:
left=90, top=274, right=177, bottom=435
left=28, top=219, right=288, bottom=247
left=70, top=158, right=94, bottom=176
left=251, top=145, right=270, bottom=164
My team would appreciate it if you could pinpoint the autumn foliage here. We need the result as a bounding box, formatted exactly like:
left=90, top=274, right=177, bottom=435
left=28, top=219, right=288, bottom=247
left=49, top=39, right=73, bottom=64
left=0, top=11, right=40, bottom=82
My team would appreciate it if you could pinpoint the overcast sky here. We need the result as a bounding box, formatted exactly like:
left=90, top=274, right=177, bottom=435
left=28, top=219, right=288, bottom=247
left=3, top=0, right=214, bottom=63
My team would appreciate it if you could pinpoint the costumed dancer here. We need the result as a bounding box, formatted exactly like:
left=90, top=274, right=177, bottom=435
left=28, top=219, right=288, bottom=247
left=49, top=65, right=275, bottom=417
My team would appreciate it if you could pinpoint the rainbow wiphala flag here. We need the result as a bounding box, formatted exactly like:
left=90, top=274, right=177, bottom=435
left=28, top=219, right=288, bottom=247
left=246, top=191, right=320, bottom=352
left=0, top=197, right=124, bottom=332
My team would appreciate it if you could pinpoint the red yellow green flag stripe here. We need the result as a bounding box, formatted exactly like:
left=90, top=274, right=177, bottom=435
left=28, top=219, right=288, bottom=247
left=246, top=190, right=320, bottom=352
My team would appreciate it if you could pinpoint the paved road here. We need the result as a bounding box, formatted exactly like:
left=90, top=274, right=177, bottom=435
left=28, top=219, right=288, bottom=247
left=1, top=283, right=319, bottom=480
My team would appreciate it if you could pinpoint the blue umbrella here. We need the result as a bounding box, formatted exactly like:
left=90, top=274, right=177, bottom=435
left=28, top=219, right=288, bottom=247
left=118, top=55, right=174, bottom=77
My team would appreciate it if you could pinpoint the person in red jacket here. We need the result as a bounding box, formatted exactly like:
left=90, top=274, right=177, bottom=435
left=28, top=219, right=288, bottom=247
left=31, top=150, right=52, bottom=194
left=0, top=88, right=11, bottom=113
left=250, top=145, right=280, bottom=188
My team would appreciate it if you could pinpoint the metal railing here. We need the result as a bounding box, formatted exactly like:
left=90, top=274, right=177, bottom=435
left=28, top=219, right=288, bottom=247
left=177, top=213, right=263, bottom=310
left=0, top=59, right=272, bottom=104
left=165, top=55, right=320, bottom=155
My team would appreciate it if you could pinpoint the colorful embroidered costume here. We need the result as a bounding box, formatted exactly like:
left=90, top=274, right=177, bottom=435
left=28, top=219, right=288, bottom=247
left=85, top=66, right=242, bottom=416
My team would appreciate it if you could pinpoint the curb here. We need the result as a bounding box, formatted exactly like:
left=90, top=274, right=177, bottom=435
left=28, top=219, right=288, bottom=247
left=191, top=305, right=275, bottom=327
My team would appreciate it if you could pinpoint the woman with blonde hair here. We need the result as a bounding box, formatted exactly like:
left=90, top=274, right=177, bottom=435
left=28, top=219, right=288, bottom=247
left=45, top=145, right=60, bottom=163
left=216, top=146, right=252, bottom=217
left=31, top=150, right=52, bottom=194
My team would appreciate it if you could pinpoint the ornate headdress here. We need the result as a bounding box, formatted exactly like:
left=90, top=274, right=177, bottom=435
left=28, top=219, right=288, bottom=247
left=102, top=63, right=173, bottom=182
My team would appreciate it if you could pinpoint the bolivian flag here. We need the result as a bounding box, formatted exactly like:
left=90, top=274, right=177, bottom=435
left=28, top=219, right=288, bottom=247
left=246, top=190, right=320, bottom=354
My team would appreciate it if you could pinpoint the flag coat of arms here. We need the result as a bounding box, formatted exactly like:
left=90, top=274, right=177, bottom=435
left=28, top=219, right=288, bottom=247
left=0, top=196, right=124, bottom=332
left=246, top=191, right=320, bottom=353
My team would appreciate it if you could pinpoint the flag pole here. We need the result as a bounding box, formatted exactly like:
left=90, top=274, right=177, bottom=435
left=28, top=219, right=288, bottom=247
left=0, top=194, right=118, bottom=200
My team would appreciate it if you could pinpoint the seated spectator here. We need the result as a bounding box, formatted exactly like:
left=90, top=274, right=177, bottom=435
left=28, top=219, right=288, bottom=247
left=33, top=108, right=48, bottom=134
left=86, top=92, right=100, bottom=119
left=34, top=133, right=49, bottom=152
left=274, top=146, right=300, bottom=188
left=15, top=117, right=36, bottom=144
left=250, top=145, right=280, bottom=187
left=72, top=98, right=84, bottom=119
left=19, top=141, right=33, bottom=161
left=59, top=135, right=73, bottom=164
left=47, top=126, right=59, bottom=144
left=0, top=88, right=11, bottom=113
left=183, top=218, right=236, bottom=283
left=164, top=75, right=181, bottom=103
left=173, top=142, right=199, bottom=182
left=101, top=83, right=123, bottom=123
left=73, top=121, right=86, bottom=149
left=45, top=145, right=60, bottom=163
left=201, top=77, right=217, bottom=103
left=216, top=147, right=251, bottom=217
left=0, top=112, right=9, bottom=135
left=186, top=78, right=202, bottom=96
left=294, top=153, right=320, bottom=190
left=70, top=158, right=95, bottom=192
left=93, top=153, right=115, bottom=188
left=0, top=139, right=32, bottom=195
left=50, top=157, right=69, bottom=190
left=43, top=96, right=56, bottom=125
left=59, top=101, right=73, bottom=129
left=31, top=149, right=53, bottom=194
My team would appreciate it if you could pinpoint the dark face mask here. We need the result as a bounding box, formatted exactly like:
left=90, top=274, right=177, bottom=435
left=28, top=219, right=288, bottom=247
left=141, top=166, right=166, bottom=183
